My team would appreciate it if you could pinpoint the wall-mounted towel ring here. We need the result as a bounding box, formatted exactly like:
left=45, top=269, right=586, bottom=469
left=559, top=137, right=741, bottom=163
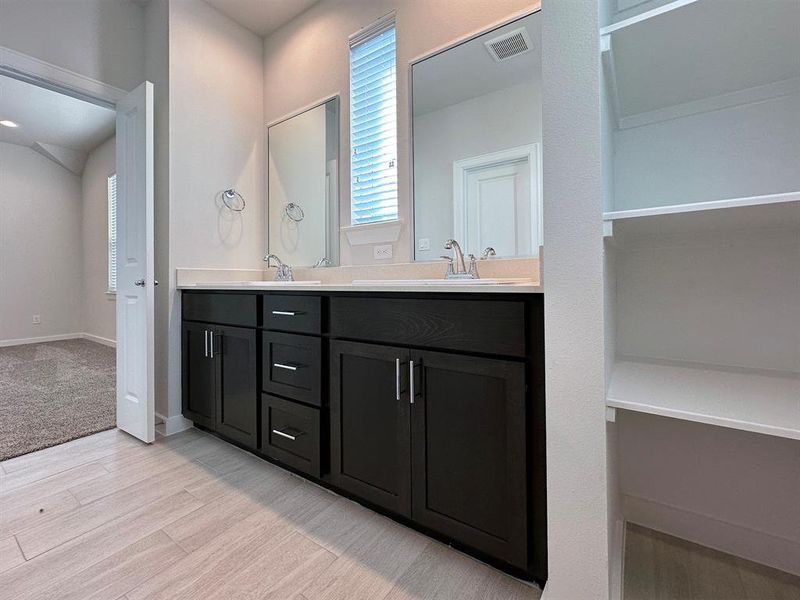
left=222, top=189, right=246, bottom=212
left=285, top=202, right=305, bottom=222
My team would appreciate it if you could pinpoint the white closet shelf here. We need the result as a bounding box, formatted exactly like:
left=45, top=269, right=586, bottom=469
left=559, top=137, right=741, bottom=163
left=601, top=0, right=800, bottom=127
left=607, top=360, right=800, bottom=440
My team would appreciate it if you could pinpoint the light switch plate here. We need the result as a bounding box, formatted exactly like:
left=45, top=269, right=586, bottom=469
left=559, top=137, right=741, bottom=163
left=374, top=244, right=393, bottom=260
left=418, top=238, right=430, bottom=251
left=32, top=315, right=41, bottom=324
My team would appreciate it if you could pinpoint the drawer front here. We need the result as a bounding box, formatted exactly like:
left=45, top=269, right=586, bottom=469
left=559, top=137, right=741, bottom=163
left=263, top=295, right=321, bottom=334
left=330, top=297, right=526, bottom=357
left=261, top=394, right=320, bottom=476
left=183, top=293, right=258, bottom=327
left=262, top=332, right=322, bottom=406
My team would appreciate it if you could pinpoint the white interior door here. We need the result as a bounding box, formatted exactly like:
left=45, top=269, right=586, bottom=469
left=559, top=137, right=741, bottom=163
left=115, top=82, right=155, bottom=443
left=463, top=159, right=531, bottom=257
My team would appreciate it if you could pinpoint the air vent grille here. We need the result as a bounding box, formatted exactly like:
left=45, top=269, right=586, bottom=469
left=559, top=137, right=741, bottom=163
left=484, top=27, right=532, bottom=62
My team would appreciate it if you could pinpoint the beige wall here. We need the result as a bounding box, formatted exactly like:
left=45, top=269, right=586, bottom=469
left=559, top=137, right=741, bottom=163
left=262, top=0, right=535, bottom=265
left=81, top=136, right=116, bottom=343
left=0, top=0, right=145, bottom=92
left=0, top=143, right=83, bottom=342
left=164, top=0, right=265, bottom=419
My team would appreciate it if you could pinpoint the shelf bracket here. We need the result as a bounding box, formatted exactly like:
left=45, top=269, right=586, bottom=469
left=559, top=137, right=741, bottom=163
left=603, top=219, right=614, bottom=238
left=606, top=406, right=617, bottom=423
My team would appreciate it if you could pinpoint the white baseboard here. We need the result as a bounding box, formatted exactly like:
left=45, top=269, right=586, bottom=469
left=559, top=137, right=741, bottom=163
left=623, top=494, right=800, bottom=577
left=0, top=332, right=117, bottom=348
left=81, top=333, right=116, bottom=348
left=155, top=412, right=193, bottom=436
left=0, top=333, right=82, bottom=347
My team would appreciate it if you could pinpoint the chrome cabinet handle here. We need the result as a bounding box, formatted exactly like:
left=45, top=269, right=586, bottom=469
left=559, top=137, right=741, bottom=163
left=204, top=330, right=208, bottom=358
left=209, top=331, right=214, bottom=359
left=409, top=360, right=415, bottom=405
left=134, top=279, right=146, bottom=287
left=272, top=310, right=297, bottom=316
left=272, top=429, right=297, bottom=441
left=396, top=358, right=401, bottom=401
left=273, top=363, right=298, bottom=371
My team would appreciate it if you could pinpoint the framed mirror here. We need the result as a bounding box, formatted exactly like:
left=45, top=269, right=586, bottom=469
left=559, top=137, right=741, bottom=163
left=411, top=12, right=541, bottom=261
left=267, top=97, right=339, bottom=266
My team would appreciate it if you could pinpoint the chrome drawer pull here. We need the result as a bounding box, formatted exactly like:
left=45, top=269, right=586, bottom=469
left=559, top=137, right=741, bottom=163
left=409, top=360, right=415, bottom=405
left=396, top=358, right=401, bottom=401
left=271, top=310, right=297, bottom=316
left=273, top=362, right=298, bottom=371
left=272, top=429, right=297, bottom=441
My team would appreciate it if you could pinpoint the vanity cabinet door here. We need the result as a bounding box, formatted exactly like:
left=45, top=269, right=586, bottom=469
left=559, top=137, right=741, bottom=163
left=330, top=340, right=411, bottom=517
left=182, top=322, right=216, bottom=429
left=410, top=350, right=528, bottom=569
left=214, top=325, right=258, bottom=449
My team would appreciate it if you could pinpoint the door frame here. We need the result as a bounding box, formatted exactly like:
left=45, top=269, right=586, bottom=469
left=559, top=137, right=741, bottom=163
left=0, top=46, right=155, bottom=440
left=452, top=143, right=542, bottom=256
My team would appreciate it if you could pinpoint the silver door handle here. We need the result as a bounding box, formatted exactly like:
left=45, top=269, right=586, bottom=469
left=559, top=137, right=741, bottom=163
left=134, top=279, right=146, bottom=287
left=272, top=429, right=296, bottom=441
left=409, top=360, right=415, bottom=405
left=209, top=331, right=214, bottom=358
left=204, top=330, right=208, bottom=358
left=396, top=358, right=400, bottom=400
left=273, top=363, right=298, bottom=371
left=272, top=310, right=296, bottom=316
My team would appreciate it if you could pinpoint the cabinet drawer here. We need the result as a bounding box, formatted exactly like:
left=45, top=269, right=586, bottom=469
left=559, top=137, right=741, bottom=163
left=330, top=297, right=526, bottom=357
left=182, top=293, right=257, bottom=327
left=263, top=295, right=321, bottom=334
left=262, top=332, right=322, bottom=406
left=261, top=394, right=320, bottom=477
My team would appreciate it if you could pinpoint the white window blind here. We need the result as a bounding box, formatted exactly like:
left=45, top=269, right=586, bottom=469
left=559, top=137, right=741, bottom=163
left=350, top=16, right=398, bottom=225
left=107, top=173, right=117, bottom=293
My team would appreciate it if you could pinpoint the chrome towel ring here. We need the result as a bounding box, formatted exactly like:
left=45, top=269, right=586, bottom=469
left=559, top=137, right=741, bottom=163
left=285, top=202, right=305, bottom=222
left=222, top=189, right=246, bottom=212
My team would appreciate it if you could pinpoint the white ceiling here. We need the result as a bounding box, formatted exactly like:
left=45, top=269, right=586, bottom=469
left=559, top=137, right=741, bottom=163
left=0, top=75, right=115, bottom=154
left=205, top=0, right=321, bottom=36
left=412, top=12, right=541, bottom=116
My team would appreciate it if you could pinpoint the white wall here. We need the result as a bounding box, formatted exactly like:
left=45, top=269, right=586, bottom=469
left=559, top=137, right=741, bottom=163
left=164, top=0, right=264, bottom=419
left=413, top=82, right=541, bottom=260
left=541, top=0, right=610, bottom=598
left=81, top=136, right=116, bottom=343
left=0, top=143, right=83, bottom=342
left=0, top=0, right=145, bottom=92
left=262, top=0, right=534, bottom=265
left=612, top=93, right=800, bottom=211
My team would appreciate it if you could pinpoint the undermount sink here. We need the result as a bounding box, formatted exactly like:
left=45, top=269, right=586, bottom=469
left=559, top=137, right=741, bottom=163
left=200, top=280, right=322, bottom=288
left=350, top=278, right=534, bottom=286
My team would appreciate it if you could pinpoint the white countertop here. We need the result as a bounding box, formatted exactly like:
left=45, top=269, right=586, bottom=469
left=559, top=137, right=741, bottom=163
left=178, top=281, right=542, bottom=294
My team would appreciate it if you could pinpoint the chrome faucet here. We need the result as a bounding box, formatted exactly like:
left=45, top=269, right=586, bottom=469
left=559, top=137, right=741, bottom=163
left=481, top=247, right=497, bottom=259
left=442, top=239, right=479, bottom=279
left=312, top=257, right=331, bottom=268
left=263, top=253, right=294, bottom=281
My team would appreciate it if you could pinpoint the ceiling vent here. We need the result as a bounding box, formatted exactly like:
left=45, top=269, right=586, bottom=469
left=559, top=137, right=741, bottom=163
left=484, top=27, right=532, bottom=62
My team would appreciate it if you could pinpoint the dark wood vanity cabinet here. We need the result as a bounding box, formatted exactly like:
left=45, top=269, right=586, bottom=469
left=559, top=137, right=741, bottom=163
left=330, top=340, right=412, bottom=516
left=182, top=290, right=546, bottom=583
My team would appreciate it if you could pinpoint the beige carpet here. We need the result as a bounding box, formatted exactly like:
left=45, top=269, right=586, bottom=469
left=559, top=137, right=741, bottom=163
left=0, top=339, right=116, bottom=460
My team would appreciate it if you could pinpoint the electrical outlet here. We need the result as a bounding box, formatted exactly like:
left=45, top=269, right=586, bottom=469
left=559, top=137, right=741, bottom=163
left=418, top=238, right=431, bottom=251
left=32, top=315, right=41, bottom=324
left=373, top=244, right=393, bottom=260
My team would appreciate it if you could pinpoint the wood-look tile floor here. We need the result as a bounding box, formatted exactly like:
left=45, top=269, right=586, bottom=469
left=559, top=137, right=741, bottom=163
left=0, top=428, right=540, bottom=600
left=624, top=523, right=800, bottom=600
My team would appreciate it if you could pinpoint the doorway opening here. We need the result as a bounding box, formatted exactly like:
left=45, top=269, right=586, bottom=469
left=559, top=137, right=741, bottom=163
left=0, top=73, right=119, bottom=459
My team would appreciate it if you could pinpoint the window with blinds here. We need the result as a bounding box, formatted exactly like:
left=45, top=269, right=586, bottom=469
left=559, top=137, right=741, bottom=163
left=107, top=173, right=118, bottom=293
left=349, top=16, right=398, bottom=225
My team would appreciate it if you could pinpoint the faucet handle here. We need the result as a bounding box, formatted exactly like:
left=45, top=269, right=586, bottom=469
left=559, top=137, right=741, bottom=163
left=439, top=255, right=453, bottom=262
left=467, top=254, right=479, bottom=279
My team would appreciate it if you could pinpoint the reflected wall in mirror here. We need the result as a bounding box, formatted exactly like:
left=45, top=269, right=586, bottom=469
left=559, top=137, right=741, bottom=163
left=412, top=12, right=542, bottom=261
left=268, top=97, right=339, bottom=266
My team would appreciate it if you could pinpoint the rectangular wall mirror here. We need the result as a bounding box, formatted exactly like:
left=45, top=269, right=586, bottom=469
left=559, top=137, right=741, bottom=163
left=268, top=97, right=339, bottom=266
left=412, top=12, right=542, bottom=261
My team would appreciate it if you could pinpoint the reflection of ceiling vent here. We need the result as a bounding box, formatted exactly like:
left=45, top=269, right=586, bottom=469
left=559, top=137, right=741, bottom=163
left=484, top=27, right=532, bottom=62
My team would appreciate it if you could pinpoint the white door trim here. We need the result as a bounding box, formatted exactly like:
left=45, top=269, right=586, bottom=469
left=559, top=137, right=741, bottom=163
left=0, top=45, right=127, bottom=108
left=452, top=143, right=542, bottom=254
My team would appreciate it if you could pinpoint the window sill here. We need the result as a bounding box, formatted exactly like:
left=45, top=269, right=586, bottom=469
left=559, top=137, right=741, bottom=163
left=342, top=219, right=404, bottom=246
